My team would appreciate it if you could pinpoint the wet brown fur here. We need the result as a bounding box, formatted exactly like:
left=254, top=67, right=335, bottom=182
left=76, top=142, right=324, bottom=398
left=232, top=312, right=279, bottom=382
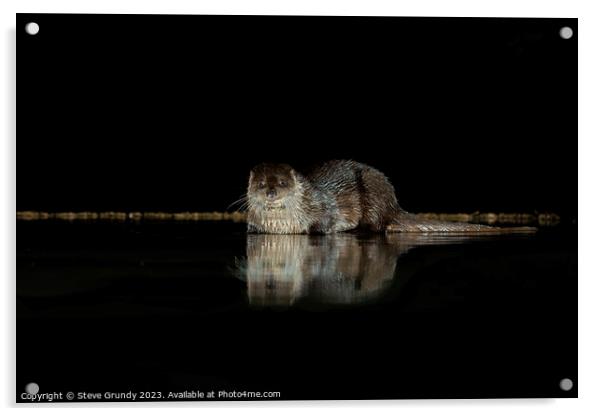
left=245, top=160, right=534, bottom=234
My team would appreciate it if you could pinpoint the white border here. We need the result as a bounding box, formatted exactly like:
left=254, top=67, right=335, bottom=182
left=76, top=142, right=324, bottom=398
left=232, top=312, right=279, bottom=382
left=2, top=1, right=601, bottom=415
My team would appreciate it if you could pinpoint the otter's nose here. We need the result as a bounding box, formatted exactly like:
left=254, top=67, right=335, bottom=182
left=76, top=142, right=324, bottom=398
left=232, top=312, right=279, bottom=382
left=266, top=189, right=277, bottom=199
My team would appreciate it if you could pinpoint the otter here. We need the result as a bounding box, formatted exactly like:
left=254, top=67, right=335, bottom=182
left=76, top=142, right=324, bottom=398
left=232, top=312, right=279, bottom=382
left=244, top=160, right=532, bottom=234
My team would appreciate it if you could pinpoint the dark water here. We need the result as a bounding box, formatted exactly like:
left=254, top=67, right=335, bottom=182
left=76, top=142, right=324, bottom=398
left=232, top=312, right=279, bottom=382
left=17, top=221, right=577, bottom=401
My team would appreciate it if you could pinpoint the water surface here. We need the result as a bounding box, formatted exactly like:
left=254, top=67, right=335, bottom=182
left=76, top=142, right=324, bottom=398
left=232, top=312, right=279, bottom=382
left=17, top=221, right=577, bottom=400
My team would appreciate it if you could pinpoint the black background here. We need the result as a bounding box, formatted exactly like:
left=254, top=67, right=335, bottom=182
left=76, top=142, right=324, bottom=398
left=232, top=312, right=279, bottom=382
left=18, top=14, right=577, bottom=216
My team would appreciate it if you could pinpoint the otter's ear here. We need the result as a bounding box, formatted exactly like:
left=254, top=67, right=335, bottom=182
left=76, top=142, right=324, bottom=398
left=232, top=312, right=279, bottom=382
left=248, top=171, right=255, bottom=184
left=289, top=169, right=296, bottom=181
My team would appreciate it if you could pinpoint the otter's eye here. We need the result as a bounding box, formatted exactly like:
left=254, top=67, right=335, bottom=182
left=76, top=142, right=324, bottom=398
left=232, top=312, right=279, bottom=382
left=279, top=180, right=288, bottom=187
left=258, top=181, right=266, bottom=188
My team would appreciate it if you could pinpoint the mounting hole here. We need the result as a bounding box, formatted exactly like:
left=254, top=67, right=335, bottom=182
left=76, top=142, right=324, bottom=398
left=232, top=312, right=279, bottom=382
left=25, top=22, right=39, bottom=35
left=25, top=382, right=39, bottom=394
left=559, top=378, right=574, bottom=391
left=559, top=26, right=573, bottom=40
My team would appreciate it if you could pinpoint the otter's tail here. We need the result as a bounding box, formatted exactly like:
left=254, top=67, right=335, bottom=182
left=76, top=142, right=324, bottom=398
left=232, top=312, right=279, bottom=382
left=387, top=212, right=537, bottom=234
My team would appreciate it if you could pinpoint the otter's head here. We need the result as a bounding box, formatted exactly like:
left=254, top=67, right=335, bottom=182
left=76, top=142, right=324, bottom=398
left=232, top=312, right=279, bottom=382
left=247, top=163, right=299, bottom=211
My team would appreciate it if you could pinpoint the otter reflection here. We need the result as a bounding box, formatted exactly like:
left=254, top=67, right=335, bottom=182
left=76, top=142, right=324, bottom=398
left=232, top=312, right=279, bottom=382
left=239, top=233, right=469, bottom=307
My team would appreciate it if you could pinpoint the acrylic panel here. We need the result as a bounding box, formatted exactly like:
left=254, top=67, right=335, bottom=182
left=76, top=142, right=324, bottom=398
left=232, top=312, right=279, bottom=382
left=17, top=14, right=577, bottom=402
